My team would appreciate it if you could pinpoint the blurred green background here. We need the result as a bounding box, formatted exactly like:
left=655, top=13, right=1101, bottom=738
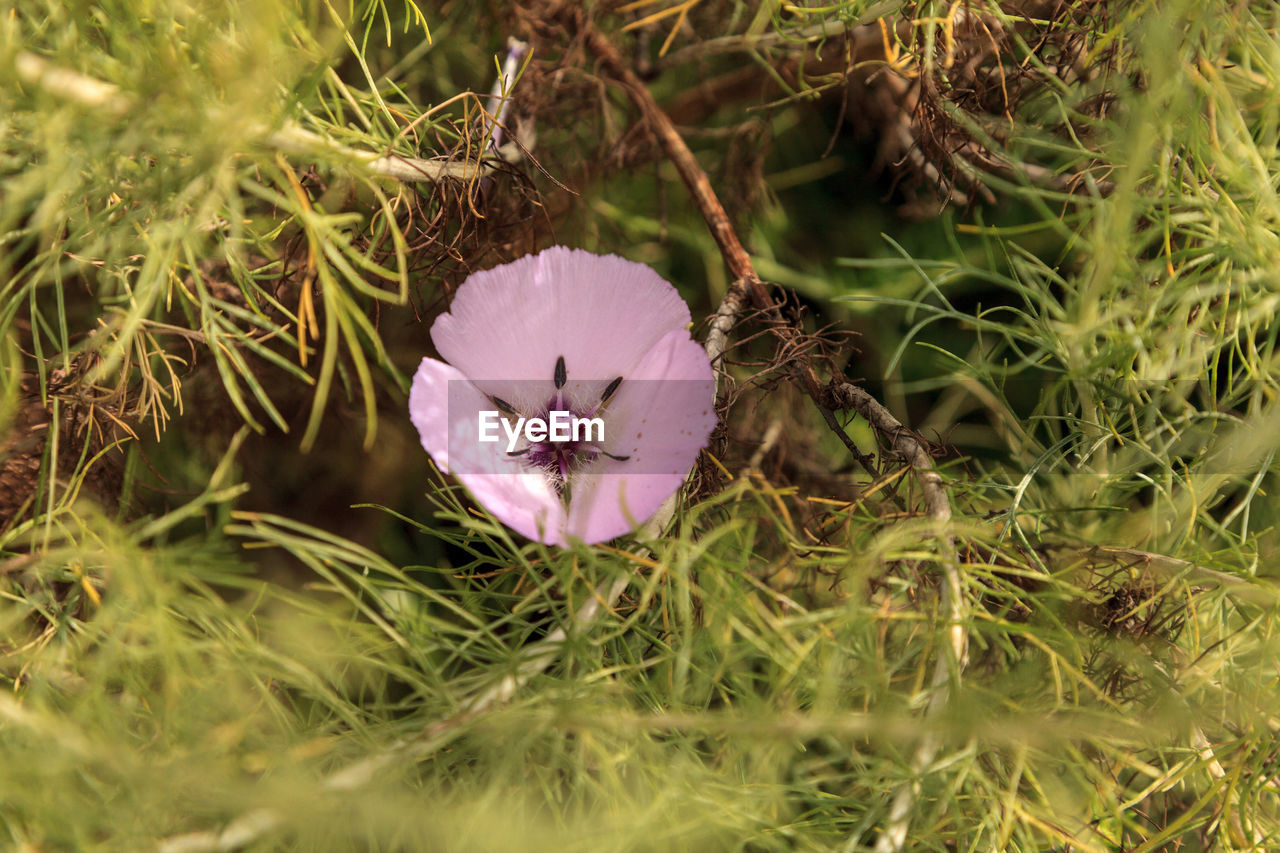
left=2, top=1, right=1279, bottom=850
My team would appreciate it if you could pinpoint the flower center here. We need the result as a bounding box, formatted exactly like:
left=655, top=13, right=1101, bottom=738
left=497, top=356, right=627, bottom=499
left=521, top=408, right=594, bottom=486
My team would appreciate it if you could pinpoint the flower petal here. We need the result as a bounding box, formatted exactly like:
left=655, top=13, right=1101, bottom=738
left=431, top=247, right=692, bottom=413
left=566, top=330, right=716, bottom=544
left=409, top=357, right=569, bottom=546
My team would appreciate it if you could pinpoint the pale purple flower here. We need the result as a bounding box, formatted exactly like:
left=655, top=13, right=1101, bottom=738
left=409, top=247, right=716, bottom=546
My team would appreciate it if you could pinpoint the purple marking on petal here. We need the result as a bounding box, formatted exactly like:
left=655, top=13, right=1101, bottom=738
left=490, top=395, right=519, bottom=416
left=600, top=376, right=623, bottom=404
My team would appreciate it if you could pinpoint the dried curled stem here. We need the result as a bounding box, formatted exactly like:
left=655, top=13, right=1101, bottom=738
left=822, top=383, right=966, bottom=852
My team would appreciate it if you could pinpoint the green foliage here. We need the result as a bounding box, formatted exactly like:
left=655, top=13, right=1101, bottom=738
left=3, top=1, right=1280, bottom=851
left=3, top=0, right=435, bottom=450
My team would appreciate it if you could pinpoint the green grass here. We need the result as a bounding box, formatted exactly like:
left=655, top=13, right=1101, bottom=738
left=3, top=1, right=1280, bottom=850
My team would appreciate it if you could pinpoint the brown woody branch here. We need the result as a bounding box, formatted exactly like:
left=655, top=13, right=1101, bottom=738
left=541, top=2, right=947, bottom=514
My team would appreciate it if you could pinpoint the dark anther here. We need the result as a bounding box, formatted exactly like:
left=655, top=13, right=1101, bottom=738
left=554, top=355, right=567, bottom=389
left=601, top=451, right=630, bottom=462
left=507, top=447, right=530, bottom=457
left=600, top=376, right=623, bottom=404
left=490, top=395, right=518, bottom=415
